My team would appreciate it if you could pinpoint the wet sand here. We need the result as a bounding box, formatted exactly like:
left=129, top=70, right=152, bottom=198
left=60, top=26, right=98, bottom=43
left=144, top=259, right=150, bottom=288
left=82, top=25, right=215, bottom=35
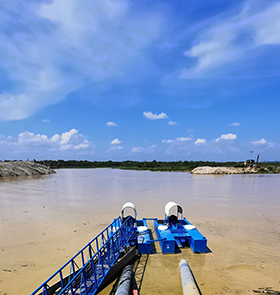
left=0, top=169, right=280, bottom=294
left=99, top=217, right=280, bottom=295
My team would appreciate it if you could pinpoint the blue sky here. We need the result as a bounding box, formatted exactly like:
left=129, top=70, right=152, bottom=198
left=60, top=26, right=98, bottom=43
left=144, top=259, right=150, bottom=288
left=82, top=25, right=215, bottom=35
left=0, top=0, right=279, bottom=162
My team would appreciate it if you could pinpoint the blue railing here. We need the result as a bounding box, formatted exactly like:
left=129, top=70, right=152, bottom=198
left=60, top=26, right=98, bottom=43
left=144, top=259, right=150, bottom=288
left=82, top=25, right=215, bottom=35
left=31, top=216, right=135, bottom=295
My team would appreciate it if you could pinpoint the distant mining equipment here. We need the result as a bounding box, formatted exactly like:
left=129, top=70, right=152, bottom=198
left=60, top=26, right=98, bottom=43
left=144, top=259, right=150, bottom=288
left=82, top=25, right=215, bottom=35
left=235, top=154, right=260, bottom=168
left=245, top=154, right=260, bottom=167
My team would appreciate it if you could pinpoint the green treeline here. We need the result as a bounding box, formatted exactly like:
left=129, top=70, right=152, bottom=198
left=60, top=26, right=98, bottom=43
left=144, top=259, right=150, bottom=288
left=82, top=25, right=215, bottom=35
left=36, top=159, right=242, bottom=171
left=2, top=159, right=277, bottom=172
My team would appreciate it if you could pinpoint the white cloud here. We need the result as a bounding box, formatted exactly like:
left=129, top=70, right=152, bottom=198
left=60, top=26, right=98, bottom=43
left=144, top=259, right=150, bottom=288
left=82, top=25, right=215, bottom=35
left=18, top=129, right=88, bottom=149
left=0, top=1, right=163, bottom=121
left=51, top=134, right=61, bottom=143
left=168, top=121, right=177, bottom=125
left=60, top=144, right=71, bottom=151
left=106, top=121, right=117, bottom=127
left=177, top=137, right=192, bottom=142
left=162, top=137, right=192, bottom=143
left=251, top=138, right=275, bottom=148
left=42, top=119, right=51, bottom=123
left=251, top=138, right=267, bottom=145
left=228, top=122, right=240, bottom=126
left=220, top=133, right=237, bottom=140
left=195, top=138, right=206, bottom=145
left=111, top=138, right=121, bottom=145
left=180, top=1, right=280, bottom=78
left=143, top=112, right=168, bottom=120
left=18, top=131, right=49, bottom=145
left=74, top=142, right=90, bottom=150
left=131, top=147, right=144, bottom=153
left=0, top=129, right=94, bottom=158
left=61, top=129, right=79, bottom=145
left=215, top=133, right=237, bottom=142
left=162, top=139, right=174, bottom=143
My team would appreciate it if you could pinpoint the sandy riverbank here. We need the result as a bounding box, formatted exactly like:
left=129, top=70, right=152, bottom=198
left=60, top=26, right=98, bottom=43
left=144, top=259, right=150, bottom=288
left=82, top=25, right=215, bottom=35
left=0, top=161, right=55, bottom=177
left=191, top=166, right=260, bottom=174
left=1, top=213, right=279, bottom=294
left=99, top=217, right=280, bottom=295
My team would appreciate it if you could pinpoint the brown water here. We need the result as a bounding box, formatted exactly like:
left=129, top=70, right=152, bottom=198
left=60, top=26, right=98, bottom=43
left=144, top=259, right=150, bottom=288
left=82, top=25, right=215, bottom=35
left=0, top=169, right=280, bottom=294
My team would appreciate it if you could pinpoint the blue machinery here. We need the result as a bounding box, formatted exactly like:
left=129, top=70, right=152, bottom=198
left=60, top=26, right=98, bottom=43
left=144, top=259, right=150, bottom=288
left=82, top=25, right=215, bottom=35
left=32, top=202, right=207, bottom=295
left=154, top=202, right=207, bottom=254
left=31, top=216, right=135, bottom=295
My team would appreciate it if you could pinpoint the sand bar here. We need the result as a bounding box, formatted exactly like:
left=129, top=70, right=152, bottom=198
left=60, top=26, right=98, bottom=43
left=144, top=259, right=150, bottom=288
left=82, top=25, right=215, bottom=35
left=0, top=161, right=55, bottom=177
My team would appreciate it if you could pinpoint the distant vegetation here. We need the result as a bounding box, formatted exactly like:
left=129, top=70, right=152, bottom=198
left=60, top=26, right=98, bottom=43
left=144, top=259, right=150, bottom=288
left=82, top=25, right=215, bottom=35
left=258, top=162, right=280, bottom=173
left=30, top=159, right=280, bottom=173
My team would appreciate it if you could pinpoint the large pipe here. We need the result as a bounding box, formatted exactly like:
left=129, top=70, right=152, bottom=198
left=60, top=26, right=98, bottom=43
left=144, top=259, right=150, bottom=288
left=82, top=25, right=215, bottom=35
left=115, top=265, right=133, bottom=295
left=179, top=259, right=200, bottom=295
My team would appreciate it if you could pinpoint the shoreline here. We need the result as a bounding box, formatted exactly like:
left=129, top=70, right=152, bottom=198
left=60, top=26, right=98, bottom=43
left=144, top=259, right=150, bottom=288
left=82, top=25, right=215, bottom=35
left=35, top=159, right=280, bottom=174
left=191, top=166, right=260, bottom=174
left=1, top=161, right=279, bottom=176
left=0, top=161, right=56, bottom=177
left=55, top=166, right=279, bottom=175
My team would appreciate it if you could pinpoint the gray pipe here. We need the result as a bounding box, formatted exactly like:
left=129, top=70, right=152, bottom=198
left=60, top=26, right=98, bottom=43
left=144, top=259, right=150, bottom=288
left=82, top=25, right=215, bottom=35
left=179, top=259, right=200, bottom=295
left=115, top=265, right=133, bottom=295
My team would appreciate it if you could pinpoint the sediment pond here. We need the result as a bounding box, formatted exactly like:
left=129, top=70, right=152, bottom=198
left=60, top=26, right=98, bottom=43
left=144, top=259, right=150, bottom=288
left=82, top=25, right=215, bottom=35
left=0, top=169, right=280, bottom=294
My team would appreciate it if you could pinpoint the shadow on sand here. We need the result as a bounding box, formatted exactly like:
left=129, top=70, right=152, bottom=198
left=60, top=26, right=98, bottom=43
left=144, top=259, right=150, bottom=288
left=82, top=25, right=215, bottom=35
left=106, top=253, right=149, bottom=295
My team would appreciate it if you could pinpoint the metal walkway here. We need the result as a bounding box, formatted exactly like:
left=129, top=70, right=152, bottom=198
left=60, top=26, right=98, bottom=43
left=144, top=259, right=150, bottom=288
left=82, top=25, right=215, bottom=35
left=31, top=216, right=135, bottom=295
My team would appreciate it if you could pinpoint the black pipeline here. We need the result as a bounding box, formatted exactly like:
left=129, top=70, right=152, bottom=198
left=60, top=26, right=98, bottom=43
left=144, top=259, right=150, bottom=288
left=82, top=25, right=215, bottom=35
left=115, top=265, right=134, bottom=295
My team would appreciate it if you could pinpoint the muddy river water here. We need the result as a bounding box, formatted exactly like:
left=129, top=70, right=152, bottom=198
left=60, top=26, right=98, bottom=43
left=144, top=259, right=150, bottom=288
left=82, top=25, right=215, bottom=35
left=0, top=169, right=280, bottom=294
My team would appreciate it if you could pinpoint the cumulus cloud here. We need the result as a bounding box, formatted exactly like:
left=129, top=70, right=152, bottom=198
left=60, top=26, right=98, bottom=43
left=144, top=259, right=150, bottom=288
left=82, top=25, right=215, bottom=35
left=251, top=138, right=275, bottom=148
left=228, top=122, right=240, bottom=126
left=74, top=140, right=90, bottom=150
left=180, top=1, right=280, bottom=78
left=0, top=129, right=94, bottom=158
left=111, top=138, right=121, bottom=145
left=18, top=129, right=91, bottom=151
left=143, top=112, right=168, bottom=120
left=162, top=139, right=174, bottom=144
left=168, top=121, right=177, bottom=125
left=195, top=138, right=206, bottom=145
left=221, top=133, right=237, bottom=140
left=60, top=129, right=79, bottom=145
left=0, top=1, right=163, bottom=121
left=216, top=133, right=237, bottom=141
left=177, top=137, right=192, bottom=142
left=106, top=121, right=117, bottom=127
left=162, top=137, right=192, bottom=143
left=251, top=138, right=267, bottom=145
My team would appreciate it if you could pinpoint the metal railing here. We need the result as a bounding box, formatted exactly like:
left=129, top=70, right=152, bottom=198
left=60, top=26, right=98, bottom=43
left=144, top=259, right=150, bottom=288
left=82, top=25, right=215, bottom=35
left=31, top=216, right=135, bottom=295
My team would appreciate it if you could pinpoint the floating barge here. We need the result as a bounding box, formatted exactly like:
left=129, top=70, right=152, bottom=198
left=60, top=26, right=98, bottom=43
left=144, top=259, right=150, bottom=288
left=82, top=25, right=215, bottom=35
left=154, top=202, right=207, bottom=254
left=31, top=202, right=207, bottom=295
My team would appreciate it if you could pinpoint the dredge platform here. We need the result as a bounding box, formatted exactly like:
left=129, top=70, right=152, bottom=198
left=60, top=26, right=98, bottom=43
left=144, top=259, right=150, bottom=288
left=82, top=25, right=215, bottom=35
left=31, top=201, right=207, bottom=295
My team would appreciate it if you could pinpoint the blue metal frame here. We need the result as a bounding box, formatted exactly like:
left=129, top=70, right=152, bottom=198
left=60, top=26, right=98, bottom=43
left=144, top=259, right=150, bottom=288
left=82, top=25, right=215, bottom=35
left=154, top=219, right=176, bottom=254
left=154, top=218, right=207, bottom=254
left=136, top=219, right=151, bottom=254
left=31, top=216, right=135, bottom=295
